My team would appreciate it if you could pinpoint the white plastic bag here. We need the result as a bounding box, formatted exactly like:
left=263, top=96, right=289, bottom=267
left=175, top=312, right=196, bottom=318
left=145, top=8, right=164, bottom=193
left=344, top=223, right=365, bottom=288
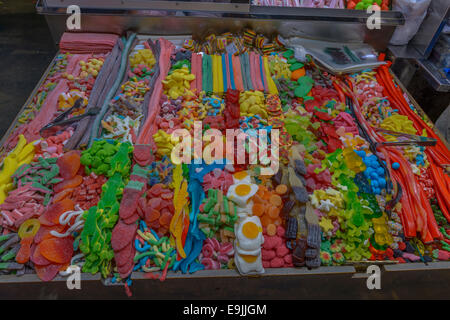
left=390, top=0, right=432, bottom=45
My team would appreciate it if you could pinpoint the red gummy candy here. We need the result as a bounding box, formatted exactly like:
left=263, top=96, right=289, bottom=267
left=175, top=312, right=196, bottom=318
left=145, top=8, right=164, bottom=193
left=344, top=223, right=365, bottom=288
left=276, top=226, right=285, bottom=237
left=111, top=221, right=138, bottom=252
left=119, top=188, right=140, bottom=219
left=159, top=210, right=172, bottom=227
left=148, top=198, right=162, bottom=210
left=284, top=254, right=292, bottom=264
left=39, top=237, right=73, bottom=264
left=31, top=243, right=51, bottom=266
left=145, top=208, right=160, bottom=223
left=34, top=225, right=65, bottom=244
left=52, top=188, right=74, bottom=203
left=39, top=198, right=75, bottom=226
left=35, top=263, right=62, bottom=282
left=16, top=236, right=33, bottom=264
left=262, top=235, right=282, bottom=250
left=115, top=242, right=134, bottom=267
left=54, top=175, right=83, bottom=194
left=276, top=245, right=290, bottom=258
left=270, top=257, right=284, bottom=268
left=149, top=184, right=163, bottom=196
left=261, top=248, right=276, bottom=261
left=57, top=150, right=81, bottom=179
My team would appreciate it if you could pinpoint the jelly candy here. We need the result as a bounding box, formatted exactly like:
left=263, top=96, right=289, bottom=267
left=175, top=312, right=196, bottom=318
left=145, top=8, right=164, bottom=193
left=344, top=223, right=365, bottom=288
left=111, top=221, right=138, bottom=252
left=35, top=263, right=63, bottom=282
left=34, top=225, right=65, bottom=244
left=31, top=243, right=51, bottom=266
left=18, top=218, right=40, bottom=239
left=15, top=236, right=33, bottom=264
left=39, top=236, right=73, bottom=264
left=57, top=150, right=81, bottom=179
left=53, top=175, right=83, bottom=194
left=39, top=198, right=75, bottom=226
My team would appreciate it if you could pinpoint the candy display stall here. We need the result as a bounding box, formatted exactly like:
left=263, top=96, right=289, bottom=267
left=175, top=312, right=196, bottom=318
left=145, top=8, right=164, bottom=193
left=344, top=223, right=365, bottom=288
left=0, top=1, right=449, bottom=299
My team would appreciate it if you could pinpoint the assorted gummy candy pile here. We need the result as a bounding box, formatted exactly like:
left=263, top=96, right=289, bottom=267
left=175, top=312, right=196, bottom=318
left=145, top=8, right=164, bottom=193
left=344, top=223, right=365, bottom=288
left=0, top=30, right=448, bottom=294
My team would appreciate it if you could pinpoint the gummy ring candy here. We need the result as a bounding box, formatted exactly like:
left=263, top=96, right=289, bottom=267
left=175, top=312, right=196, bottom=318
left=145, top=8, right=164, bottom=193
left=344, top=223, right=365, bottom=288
left=18, top=219, right=40, bottom=239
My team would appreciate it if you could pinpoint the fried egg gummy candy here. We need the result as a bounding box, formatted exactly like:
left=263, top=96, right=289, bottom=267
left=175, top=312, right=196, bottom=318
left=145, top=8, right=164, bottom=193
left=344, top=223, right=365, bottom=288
left=227, top=171, right=264, bottom=275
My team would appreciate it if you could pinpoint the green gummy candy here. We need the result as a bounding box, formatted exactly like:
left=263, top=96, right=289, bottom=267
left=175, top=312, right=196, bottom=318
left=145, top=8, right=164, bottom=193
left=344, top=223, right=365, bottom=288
left=355, top=2, right=364, bottom=9
left=282, top=49, right=294, bottom=59
left=289, top=62, right=304, bottom=71
left=297, top=76, right=314, bottom=86
left=294, top=85, right=309, bottom=98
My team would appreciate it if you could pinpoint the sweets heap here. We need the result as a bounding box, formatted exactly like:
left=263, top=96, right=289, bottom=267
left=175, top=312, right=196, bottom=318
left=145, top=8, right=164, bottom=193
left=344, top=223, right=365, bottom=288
left=0, top=30, right=447, bottom=290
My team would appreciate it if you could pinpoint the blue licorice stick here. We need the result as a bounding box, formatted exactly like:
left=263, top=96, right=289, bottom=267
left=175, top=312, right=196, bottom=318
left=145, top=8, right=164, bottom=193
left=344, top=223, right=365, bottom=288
left=150, top=229, right=160, bottom=241
left=140, top=220, right=148, bottom=231
left=228, top=53, right=236, bottom=90
left=88, top=33, right=137, bottom=147
left=221, top=54, right=228, bottom=92
left=239, top=55, right=248, bottom=91
left=135, top=238, right=151, bottom=252
left=244, top=52, right=254, bottom=91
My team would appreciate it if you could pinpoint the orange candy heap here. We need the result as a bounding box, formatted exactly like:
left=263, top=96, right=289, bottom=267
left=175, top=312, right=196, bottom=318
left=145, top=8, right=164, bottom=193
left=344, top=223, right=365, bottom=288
left=251, top=185, right=288, bottom=235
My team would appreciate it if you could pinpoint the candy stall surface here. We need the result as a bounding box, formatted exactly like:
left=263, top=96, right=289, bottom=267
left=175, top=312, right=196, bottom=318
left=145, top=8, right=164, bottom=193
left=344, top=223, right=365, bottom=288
left=0, top=29, right=449, bottom=296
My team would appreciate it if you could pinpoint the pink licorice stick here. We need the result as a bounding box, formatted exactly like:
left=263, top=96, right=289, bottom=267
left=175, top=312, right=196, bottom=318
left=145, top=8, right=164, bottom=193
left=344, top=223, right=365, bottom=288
left=197, top=54, right=203, bottom=92
left=232, top=55, right=244, bottom=92
left=24, top=80, right=68, bottom=142
left=137, top=38, right=175, bottom=144
left=250, top=52, right=259, bottom=90
left=190, top=53, right=197, bottom=91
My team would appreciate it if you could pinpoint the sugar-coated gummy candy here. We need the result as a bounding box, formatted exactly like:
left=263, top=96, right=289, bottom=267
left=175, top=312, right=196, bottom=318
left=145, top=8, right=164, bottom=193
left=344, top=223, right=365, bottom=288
left=57, top=150, right=81, bottom=179
left=39, top=237, right=74, bottom=264
left=35, top=263, right=63, bottom=282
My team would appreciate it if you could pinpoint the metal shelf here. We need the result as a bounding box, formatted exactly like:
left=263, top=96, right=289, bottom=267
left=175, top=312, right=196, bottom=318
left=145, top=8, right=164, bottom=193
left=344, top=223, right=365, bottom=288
left=417, top=58, right=450, bottom=92
left=38, top=0, right=404, bottom=26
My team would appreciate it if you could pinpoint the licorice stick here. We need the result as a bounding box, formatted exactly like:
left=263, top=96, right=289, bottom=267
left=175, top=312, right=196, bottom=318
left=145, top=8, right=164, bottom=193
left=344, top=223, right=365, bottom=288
left=227, top=53, right=236, bottom=90
left=250, top=52, right=261, bottom=90
left=232, top=55, right=244, bottom=91
left=137, top=39, right=161, bottom=135
left=88, top=34, right=136, bottom=147
left=259, top=55, right=268, bottom=93
left=252, top=52, right=264, bottom=91
left=190, top=53, right=197, bottom=92
left=263, top=56, right=278, bottom=94
left=195, top=53, right=203, bottom=92
left=243, top=52, right=254, bottom=91
left=65, top=40, right=122, bottom=149
left=212, top=55, right=218, bottom=93
left=217, top=54, right=224, bottom=93
left=137, top=38, right=174, bottom=144
left=239, top=55, right=248, bottom=91
left=221, top=54, right=228, bottom=92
